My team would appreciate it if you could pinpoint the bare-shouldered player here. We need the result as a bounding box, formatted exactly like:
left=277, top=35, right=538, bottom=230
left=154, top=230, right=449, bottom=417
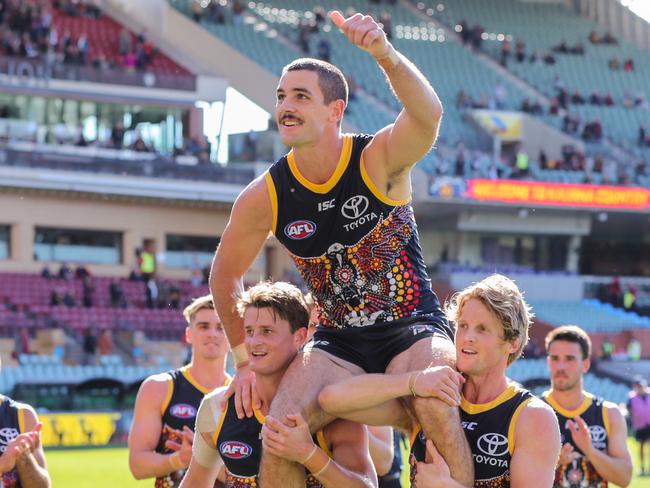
left=128, top=295, right=230, bottom=487
left=181, top=281, right=376, bottom=487
left=319, top=274, right=561, bottom=487
left=0, top=355, right=51, bottom=488
left=544, top=325, right=632, bottom=488
left=211, top=8, right=472, bottom=487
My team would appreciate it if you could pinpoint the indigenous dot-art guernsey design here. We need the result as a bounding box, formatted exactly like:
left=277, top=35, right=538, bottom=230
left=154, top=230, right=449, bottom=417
left=292, top=205, right=420, bottom=328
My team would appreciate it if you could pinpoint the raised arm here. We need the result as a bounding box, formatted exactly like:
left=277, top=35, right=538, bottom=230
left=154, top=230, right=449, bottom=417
left=330, top=10, right=442, bottom=178
left=128, top=375, right=189, bottom=479
left=510, top=399, right=561, bottom=488
left=569, top=403, right=632, bottom=487
left=210, top=175, right=273, bottom=417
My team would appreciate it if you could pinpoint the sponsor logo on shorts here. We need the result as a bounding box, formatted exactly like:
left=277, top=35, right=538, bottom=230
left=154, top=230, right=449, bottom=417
left=169, top=403, right=197, bottom=419
left=284, top=220, right=317, bottom=240
left=303, top=339, right=330, bottom=352
left=220, top=441, right=253, bottom=459
left=411, top=323, right=435, bottom=336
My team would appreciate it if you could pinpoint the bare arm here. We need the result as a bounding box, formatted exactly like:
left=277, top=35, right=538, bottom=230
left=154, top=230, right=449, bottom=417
left=330, top=11, right=442, bottom=178
left=211, top=175, right=273, bottom=351
left=319, top=373, right=410, bottom=428
left=319, top=367, right=462, bottom=429
left=315, top=420, right=377, bottom=488
left=570, top=404, right=632, bottom=487
left=14, top=407, right=51, bottom=488
left=510, top=399, right=561, bottom=488
left=210, top=175, right=273, bottom=417
left=128, top=375, right=189, bottom=479
left=367, top=426, right=394, bottom=477
left=262, top=415, right=377, bottom=488
left=180, top=388, right=227, bottom=488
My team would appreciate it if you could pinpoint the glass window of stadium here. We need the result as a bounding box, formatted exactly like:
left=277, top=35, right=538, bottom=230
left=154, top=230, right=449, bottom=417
left=480, top=234, right=568, bottom=271
left=34, top=227, right=123, bottom=265
left=0, top=93, right=185, bottom=154
left=0, top=225, right=9, bottom=259
left=164, top=234, right=220, bottom=269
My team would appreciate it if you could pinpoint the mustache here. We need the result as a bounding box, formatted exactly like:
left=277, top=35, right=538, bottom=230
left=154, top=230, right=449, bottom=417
left=280, top=114, right=303, bottom=123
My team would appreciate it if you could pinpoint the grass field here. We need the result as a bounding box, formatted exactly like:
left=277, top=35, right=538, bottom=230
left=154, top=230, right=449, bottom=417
left=47, top=440, right=648, bottom=487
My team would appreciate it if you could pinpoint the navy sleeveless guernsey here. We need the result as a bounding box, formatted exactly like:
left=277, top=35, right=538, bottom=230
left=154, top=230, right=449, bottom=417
left=266, top=133, right=444, bottom=329
left=0, top=395, right=26, bottom=488
left=213, top=396, right=330, bottom=487
left=411, top=386, right=534, bottom=487
left=155, top=366, right=229, bottom=488
left=543, top=392, right=609, bottom=488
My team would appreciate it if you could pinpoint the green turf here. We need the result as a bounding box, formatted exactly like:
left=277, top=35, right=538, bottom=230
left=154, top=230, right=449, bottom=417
left=44, top=439, right=649, bottom=487
left=46, top=447, right=149, bottom=488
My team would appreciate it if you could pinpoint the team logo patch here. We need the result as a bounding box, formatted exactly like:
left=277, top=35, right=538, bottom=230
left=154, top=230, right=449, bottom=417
left=284, top=220, right=317, bottom=240
left=220, top=441, right=253, bottom=459
left=169, top=403, right=197, bottom=419
left=476, top=433, right=509, bottom=457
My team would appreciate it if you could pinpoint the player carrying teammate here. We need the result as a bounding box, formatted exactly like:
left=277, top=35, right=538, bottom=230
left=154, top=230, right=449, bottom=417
left=181, top=281, right=376, bottom=487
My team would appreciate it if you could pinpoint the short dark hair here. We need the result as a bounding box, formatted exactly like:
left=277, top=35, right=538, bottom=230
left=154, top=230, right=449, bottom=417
left=545, top=325, right=592, bottom=359
left=283, top=58, right=348, bottom=106
left=236, top=281, right=309, bottom=333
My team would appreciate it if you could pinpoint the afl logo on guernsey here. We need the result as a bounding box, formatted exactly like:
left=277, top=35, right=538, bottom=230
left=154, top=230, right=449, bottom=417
left=169, top=403, right=197, bottom=419
left=220, top=441, right=253, bottom=459
left=284, top=220, right=316, bottom=240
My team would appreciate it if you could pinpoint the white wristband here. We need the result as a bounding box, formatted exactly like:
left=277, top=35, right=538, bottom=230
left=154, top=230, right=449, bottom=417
left=376, top=45, right=401, bottom=69
left=232, top=343, right=249, bottom=368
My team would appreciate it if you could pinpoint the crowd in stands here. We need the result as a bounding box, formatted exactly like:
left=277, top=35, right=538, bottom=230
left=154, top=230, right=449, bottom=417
left=427, top=138, right=649, bottom=187
left=0, top=256, right=212, bottom=366
left=596, top=277, right=650, bottom=318
left=0, top=0, right=166, bottom=74
left=599, top=336, right=642, bottom=362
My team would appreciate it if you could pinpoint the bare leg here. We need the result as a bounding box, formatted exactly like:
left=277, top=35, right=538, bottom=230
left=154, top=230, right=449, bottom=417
left=387, top=336, right=474, bottom=486
left=259, top=350, right=355, bottom=488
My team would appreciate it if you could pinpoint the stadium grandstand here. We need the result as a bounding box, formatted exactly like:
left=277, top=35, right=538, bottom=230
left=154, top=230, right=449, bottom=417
left=0, top=0, right=649, bottom=486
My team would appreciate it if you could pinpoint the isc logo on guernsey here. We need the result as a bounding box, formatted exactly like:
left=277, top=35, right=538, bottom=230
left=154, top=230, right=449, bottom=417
left=220, top=441, right=253, bottom=459
left=284, top=220, right=317, bottom=240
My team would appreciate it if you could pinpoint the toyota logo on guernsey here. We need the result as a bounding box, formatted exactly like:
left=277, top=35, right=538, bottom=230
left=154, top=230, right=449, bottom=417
left=476, top=433, right=509, bottom=457
left=589, top=425, right=607, bottom=448
left=220, top=441, right=253, bottom=459
left=170, top=403, right=197, bottom=419
left=284, top=220, right=317, bottom=240
left=341, top=195, right=369, bottom=219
